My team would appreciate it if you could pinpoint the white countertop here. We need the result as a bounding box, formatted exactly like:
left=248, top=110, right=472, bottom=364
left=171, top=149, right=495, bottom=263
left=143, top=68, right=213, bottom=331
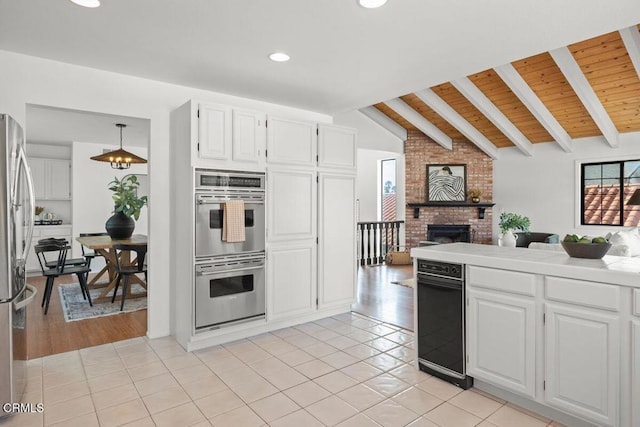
left=411, top=243, right=640, bottom=287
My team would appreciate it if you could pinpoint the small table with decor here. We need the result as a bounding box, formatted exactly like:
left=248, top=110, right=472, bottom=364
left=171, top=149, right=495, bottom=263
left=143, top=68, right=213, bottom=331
left=76, top=234, right=147, bottom=303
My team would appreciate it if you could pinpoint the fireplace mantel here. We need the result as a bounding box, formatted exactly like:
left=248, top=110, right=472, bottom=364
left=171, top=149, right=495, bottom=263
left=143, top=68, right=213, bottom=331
left=408, top=202, right=495, bottom=219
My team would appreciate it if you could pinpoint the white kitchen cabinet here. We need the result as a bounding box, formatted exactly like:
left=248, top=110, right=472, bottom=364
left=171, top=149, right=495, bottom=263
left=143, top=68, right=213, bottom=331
left=317, top=124, right=357, bottom=170
left=544, top=302, right=619, bottom=427
left=267, top=242, right=317, bottom=320
left=266, top=116, right=316, bottom=166
left=29, top=157, right=46, bottom=199
left=267, top=168, right=316, bottom=242
left=318, top=172, right=356, bottom=309
left=197, top=102, right=232, bottom=161
left=232, top=108, right=266, bottom=165
left=30, top=158, right=71, bottom=200
left=466, top=288, right=536, bottom=398
left=47, top=159, right=71, bottom=200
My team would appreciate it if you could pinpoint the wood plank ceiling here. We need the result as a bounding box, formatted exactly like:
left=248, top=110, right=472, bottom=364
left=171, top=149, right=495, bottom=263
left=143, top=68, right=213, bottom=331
left=366, top=24, right=640, bottom=157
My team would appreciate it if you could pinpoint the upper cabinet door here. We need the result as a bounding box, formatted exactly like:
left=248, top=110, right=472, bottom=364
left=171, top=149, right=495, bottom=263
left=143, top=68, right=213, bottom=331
left=29, top=157, right=46, bottom=200
left=232, top=109, right=266, bottom=164
left=198, top=103, right=232, bottom=160
left=46, top=159, right=71, bottom=200
left=266, top=116, right=316, bottom=166
left=317, top=124, right=357, bottom=170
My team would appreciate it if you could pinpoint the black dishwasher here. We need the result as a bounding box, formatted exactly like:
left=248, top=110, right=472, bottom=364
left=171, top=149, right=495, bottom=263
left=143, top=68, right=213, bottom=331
left=417, top=259, right=473, bottom=389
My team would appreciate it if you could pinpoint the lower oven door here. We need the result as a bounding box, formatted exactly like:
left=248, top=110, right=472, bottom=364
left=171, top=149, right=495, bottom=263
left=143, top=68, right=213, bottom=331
left=195, top=258, right=265, bottom=330
left=195, top=196, right=265, bottom=258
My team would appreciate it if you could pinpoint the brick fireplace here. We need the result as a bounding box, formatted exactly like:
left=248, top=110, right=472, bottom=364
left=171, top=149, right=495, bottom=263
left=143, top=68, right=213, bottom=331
left=405, top=131, right=493, bottom=247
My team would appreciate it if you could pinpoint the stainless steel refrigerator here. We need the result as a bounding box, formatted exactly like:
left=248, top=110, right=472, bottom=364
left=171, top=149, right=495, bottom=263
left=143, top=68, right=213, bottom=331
left=0, top=114, right=37, bottom=415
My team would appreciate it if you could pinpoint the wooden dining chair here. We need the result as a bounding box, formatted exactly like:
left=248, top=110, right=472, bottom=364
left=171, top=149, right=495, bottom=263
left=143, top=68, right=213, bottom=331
left=111, top=244, right=148, bottom=311
left=35, top=243, right=93, bottom=315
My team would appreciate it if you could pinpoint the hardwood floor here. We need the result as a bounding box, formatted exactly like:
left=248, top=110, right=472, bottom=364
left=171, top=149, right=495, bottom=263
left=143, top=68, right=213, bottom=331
left=352, top=263, right=414, bottom=331
left=26, top=273, right=147, bottom=359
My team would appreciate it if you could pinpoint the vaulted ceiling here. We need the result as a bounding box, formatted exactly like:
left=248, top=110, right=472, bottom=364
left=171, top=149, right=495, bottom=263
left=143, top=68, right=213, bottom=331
left=363, top=24, right=640, bottom=158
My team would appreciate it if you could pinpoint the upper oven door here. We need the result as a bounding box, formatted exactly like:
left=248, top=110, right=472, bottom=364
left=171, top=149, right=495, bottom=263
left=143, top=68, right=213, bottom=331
left=195, top=195, right=265, bottom=258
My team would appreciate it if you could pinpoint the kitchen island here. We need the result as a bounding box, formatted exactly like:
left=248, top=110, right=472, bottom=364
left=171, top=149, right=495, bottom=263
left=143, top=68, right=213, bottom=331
left=411, top=243, right=640, bottom=427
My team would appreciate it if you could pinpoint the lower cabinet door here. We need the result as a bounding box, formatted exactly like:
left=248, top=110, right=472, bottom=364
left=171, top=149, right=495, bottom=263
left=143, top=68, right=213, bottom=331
left=467, top=289, right=536, bottom=398
left=266, top=242, right=316, bottom=321
left=544, top=303, right=619, bottom=427
left=317, top=173, right=356, bottom=309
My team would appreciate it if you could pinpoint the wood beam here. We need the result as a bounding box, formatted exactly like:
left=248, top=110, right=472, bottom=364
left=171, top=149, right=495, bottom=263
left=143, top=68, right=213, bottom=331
left=358, top=106, right=407, bottom=141
left=494, top=63, right=574, bottom=153
left=451, top=77, right=534, bottom=157
left=620, top=26, right=640, bottom=81
left=383, top=98, right=453, bottom=150
left=413, top=89, right=499, bottom=160
left=549, top=47, right=619, bottom=148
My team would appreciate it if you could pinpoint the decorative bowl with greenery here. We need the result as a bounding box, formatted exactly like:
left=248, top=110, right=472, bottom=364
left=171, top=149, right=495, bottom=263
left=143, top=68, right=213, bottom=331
left=468, top=189, right=482, bottom=203
left=109, top=175, right=148, bottom=220
left=499, top=212, right=531, bottom=234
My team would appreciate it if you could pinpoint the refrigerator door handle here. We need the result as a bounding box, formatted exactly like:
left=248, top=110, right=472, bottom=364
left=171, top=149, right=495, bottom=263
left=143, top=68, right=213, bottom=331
left=13, top=284, right=37, bottom=310
left=17, top=145, right=35, bottom=262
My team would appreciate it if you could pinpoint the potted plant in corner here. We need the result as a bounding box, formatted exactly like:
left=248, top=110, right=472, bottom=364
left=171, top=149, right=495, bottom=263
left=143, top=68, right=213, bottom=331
left=105, top=175, right=148, bottom=239
left=498, top=212, right=530, bottom=247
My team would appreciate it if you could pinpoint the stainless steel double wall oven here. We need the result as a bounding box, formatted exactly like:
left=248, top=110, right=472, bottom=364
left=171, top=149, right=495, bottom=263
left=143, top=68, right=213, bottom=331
left=194, top=170, right=266, bottom=331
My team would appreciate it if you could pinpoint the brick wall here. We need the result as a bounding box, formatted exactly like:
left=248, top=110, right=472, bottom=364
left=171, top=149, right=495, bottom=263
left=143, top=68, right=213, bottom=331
left=405, top=131, right=493, bottom=247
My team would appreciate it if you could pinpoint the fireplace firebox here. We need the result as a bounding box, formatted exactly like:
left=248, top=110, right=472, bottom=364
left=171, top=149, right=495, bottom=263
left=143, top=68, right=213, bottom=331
left=427, top=224, right=471, bottom=244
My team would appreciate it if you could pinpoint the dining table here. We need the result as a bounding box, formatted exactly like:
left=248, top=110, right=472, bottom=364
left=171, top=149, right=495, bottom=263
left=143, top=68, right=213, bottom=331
left=76, top=234, right=147, bottom=303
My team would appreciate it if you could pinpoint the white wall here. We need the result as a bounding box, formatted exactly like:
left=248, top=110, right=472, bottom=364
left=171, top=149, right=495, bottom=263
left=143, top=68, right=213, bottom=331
left=357, top=149, right=402, bottom=221
left=71, top=141, right=148, bottom=267
left=494, top=133, right=640, bottom=241
left=0, top=49, right=331, bottom=338
left=26, top=143, right=71, bottom=159
left=334, top=110, right=404, bottom=153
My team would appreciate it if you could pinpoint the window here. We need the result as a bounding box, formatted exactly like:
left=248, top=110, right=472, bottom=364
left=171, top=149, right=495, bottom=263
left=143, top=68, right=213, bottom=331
left=381, top=159, right=396, bottom=221
left=581, top=159, right=640, bottom=226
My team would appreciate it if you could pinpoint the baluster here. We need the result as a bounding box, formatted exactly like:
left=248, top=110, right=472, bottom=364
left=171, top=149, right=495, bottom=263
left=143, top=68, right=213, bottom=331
left=372, top=223, right=378, bottom=264
left=383, top=222, right=389, bottom=260
left=366, top=224, right=372, bottom=265
left=358, top=223, right=364, bottom=265
left=390, top=222, right=395, bottom=253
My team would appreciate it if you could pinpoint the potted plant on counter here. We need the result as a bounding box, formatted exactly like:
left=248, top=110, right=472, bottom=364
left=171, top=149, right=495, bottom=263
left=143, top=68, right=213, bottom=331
left=105, top=175, right=148, bottom=239
left=498, top=212, right=530, bottom=247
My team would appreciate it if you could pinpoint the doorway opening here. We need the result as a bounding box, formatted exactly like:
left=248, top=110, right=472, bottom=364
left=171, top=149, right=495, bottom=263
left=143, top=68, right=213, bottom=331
left=25, top=104, right=150, bottom=358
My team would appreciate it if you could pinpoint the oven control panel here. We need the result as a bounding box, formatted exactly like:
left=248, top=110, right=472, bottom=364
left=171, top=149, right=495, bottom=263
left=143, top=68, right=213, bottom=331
left=417, top=259, right=464, bottom=280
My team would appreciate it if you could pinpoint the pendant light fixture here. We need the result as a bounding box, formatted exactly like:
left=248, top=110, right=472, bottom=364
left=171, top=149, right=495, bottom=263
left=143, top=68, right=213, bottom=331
left=90, top=123, right=147, bottom=170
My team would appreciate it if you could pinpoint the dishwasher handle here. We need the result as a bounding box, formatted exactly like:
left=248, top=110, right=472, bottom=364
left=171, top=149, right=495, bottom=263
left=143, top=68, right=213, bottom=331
left=417, top=274, right=463, bottom=291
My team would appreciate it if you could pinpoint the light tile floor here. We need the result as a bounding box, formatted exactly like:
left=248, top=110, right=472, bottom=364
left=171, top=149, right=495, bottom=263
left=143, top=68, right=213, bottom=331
left=0, top=312, right=566, bottom=427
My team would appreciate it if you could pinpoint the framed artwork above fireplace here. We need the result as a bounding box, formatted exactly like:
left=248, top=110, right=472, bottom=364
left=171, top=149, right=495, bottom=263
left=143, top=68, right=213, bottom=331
left=426, top=164, right=467, bottom=202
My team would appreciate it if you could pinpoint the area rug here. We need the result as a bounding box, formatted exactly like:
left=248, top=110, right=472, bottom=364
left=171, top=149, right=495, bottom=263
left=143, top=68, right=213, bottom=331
left=58, top=283, right=147, bottom=322
left=391, top=278, right=416, bottom=288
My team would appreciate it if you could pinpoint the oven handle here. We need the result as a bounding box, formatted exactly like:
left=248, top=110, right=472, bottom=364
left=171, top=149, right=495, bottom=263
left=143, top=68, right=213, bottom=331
left=197, top=198, right=264, bottom=205
left=196, top=264, right=264, bottom=276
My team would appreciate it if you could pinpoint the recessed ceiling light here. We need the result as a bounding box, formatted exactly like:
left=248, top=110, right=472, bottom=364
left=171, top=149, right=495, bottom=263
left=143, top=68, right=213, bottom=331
left=269, top=52, right=290, bottom=62
left=358, top=0, right=387, bottom=8
left=69, top=0, right=101, bottom=8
